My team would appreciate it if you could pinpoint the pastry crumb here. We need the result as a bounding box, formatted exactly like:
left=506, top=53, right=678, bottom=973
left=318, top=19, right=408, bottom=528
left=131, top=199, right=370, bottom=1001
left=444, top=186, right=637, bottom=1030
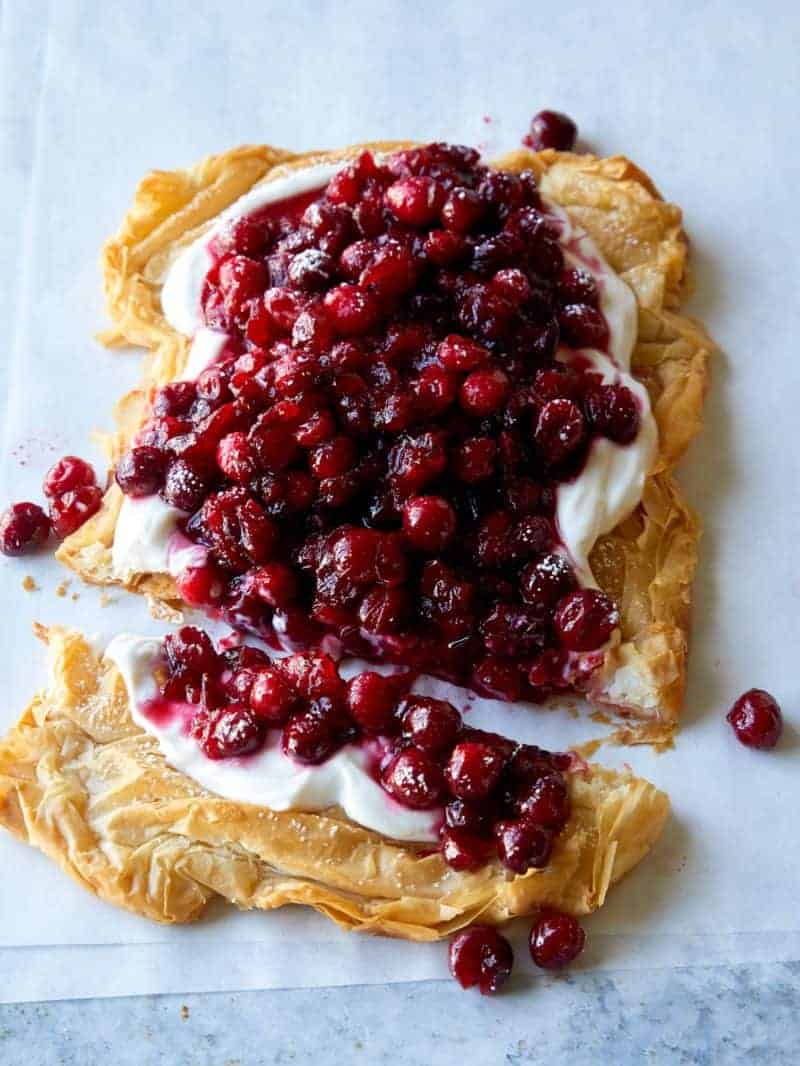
left=99, top=592, right=117, bottom=608
left=71, top=592, right=80, bottom=601
left=22, top=575, right=39, bottom=592
left=180, top=1004, right=189, bottom=1020
left=56, top=580, right=71, bottom=597
left=147, top=594, right=183, bottom=624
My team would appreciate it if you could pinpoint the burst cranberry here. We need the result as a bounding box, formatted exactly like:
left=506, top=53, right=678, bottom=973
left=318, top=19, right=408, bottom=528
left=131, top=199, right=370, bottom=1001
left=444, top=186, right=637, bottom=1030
left=217, top=255, right=270, bottom=321
left=557, top=267, right=598, bottom=306
left=726, top=689, right=783, bottom=750
left=494, top=819, right=553, bottom=873
left=216, top=433, right=258, bottom=483
left=250, top=421, right=299, bottom=473
left=115, top=446, right=164, bottom=497
left=424, top=229, right=468, bottom=265
left=385, top=176, right=443, bottom=226
left=459, top=368, right=510, bottom=416
left=309, top=436, right=357, bottom=479
left=448, top=926, right=513, bottom=995
left=480, top=604, right=547, bottom=659
left=491, top=267, right=531, bottom=305
left=401, top=696, right=462, bottom=754
left=440, top=188, right=485, bottom=234
left=521, top=553, right=576, bottom=609
left=554, top=588, right=619, bottom=651
left=43, top=455, right=96, bottom=498
left=436, top=334, right=489, bottom=372
left=49, top=485, right=103, bottom=539
left=445, top=798, right=489, bottom=835
left=252, top=562, right=297, bottom=607
left=584, top=383, right=641, bottom=444
left=451, top=437, right=496, bottom=484
left=153, top=381, right=197, bottom=418
left=559, top=303, right=609, bottom=349
left=282, top=708, right=339, bottom=765
left=381, top=748, right=445, bottom=809
left=473, top=657, right=522, bottom=702
left=324, top=283, right=380, bottom=335
left=346, top=671, right=405, bottom=735
left=402, top=496, right=457, bottom=552
left=249, top=667, right=298, bottom=723
left=201, top=705, right=266, bottom=759
left=388, top=432, right=447, bottom=497
left=534, top=398, right=586, bottom=463
left=161, top=458, right=209, bottom=511
left=0, top=502, right=50, bottom=555
left=458, top=284, right=515, bottom=342
left=358, top=586, right=410, bottom=634
left=524, top=110, right=577, bottom=151
left=516, top=773, right=570, bottom=829
left=279, top=651, right=345, bottom=703
left=287, top=248, right=334, bottom=291
left=445, top=742, right=505, bottom=801
left=414, top=366, right=459, bottom=416
left=441, top=828, right=491, bottom=871
left=176, top=563, right=225, bottom=606
left=164, top=625, right=218, bottom=675
left=361, top=243, right=417, bottom=297
left=529, top=910, right=586, bottom=969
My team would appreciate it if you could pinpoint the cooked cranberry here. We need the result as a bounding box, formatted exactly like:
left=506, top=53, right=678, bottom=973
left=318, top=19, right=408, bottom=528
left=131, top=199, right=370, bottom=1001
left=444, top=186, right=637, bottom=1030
left=727, top=689, right=783, bottom=750
left=279, top=651, right=345, bottom=703
left=381, top=748, right=445, bottom=809
left=444, top=798, right=489, bottom=835
left=440, top=187, right=485, bottom=234
left=344, top=670, right=403, bottom=734
left=388, top=431, right=447, bottom=497
left=473, top=657, right=522, bottom=702
left=441, top=828, right=491, bottom=871
left=201, top=705, right=266, bottom=759
left=448, top=926, right=513, bottom=995
left=452, top=437, right=497, bottom=483
left=250, top=667, right=298, bottom=723
left=516, top=773, right=570, bottom=829
left=176, top=563, right=225, bottom=606
left=358, top=586, right=410, bottom=634
left=534, top=398, right=585, bottom=463
left=324, top=283, right=380, bottom=335
left=385, top=177, right=443, bottom=226
left=491, top=267, right=531, bottom=305
left=524, top=110, right=577, bottom=152
left=414, top=366, right=459, bottom=416
left=557, top=267, right=598, bottom=307
left=161, top=458, right=209, bottom=511
left=361, top=243, right=417, bottom=297
left=164, top=626, right=219, bottom=675
left=554, top=588, right=619, bottom=651
left=529, top=910, right=586, bottom=969
left=521, top=553, right=576, bottom=609
left=115, top=446, right=164, bottom=497
left=49, top=485, right=103, bottom=539
left=402, top=496, right=456, bottom=552
left=43, top=455, right=96, bottom=498
left=584, top=383, right=641, bottom=444
left=287, top=248, right=334, bottom=291
left=215, top=432, right=258, bottom=483
left=494, top=819, right=553, bottom=873
left=251, top=562, right=297, bottom=607
left=445, top=741, right=505, bottom=801
left=153, top=381, right=197, bottom=419
left=0, top=502, right=50, bottom=555
left=559, top=303, right=609, bottom=349
left=401, top=696, right=462, bottom=754
left=458, top=284, right=515, bottom=342
left=217, top=255, right=270, bottom=321
left=282, top=708, right=340, bottom=765
left=460, top=368, right=510, bottom=416
left=250, top=421, right=299, bottom=473
left=424, top=229, right=468, bottom=266
left=528, top=649, right=568, bottom=689
left=309, top=435, right=357, bottom=479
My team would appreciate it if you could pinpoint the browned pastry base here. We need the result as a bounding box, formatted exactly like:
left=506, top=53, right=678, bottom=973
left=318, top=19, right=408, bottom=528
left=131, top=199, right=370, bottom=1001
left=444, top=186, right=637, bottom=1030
left=56, top=143, right=714, bottom=737
left=0, top=626, right=669, bottom=936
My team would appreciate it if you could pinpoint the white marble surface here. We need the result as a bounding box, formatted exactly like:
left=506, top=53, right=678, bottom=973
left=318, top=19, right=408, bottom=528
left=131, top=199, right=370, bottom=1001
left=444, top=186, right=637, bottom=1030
left=2, top=0, right=800, bottom=1055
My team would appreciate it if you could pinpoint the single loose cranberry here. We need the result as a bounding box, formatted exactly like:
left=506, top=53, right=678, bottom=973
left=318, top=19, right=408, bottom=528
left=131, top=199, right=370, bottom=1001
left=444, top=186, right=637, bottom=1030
left=401, top=696, right=462, bottom=754
left=554, top=588, right=619, bottom=651
left=529, top=910, right=586, bottom=969
left=115, top=446, right=165, bottom=497
left=43, top=455, right=96, bottom=498
left=524, top=110, right=577, bottom=151
left=346, top=671, right=405, bottom=735
left=459, top=368, right=510, bottom=416
left=494, top=819, right=553, bottom=874
left=381, top=748, right=445, bottom=809
left=0, top=502, right=50, bottom=555
left=445, top=741, right=505, bottom=801
left=249, top=667, right=298, bottom=724
left=252, top=562, right=297, bottom=607
left=441, top=828, right=492, bottom=871
left=164, top=625, right=218, bottom=675
left=49, top=485, right=103, bottom=539
left=534, top=399, right=585, bottom=463
left=559, top=303, right=609, bottom=350
left=448, top=926, right=513, bottom=995
left=201, top=705, right=266, bottom=759
left=402, top=496, right=457, bottom=552
left=584, top=383, right=641, bottom=444
left=726, top=689, right=783, bottom=750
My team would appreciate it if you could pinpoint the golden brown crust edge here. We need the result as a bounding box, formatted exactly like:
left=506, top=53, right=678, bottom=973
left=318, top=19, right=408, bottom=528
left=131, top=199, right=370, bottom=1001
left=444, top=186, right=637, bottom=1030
left=58, top=142, right=714, bottom=734
left=0, top=626, right=669, bottom=937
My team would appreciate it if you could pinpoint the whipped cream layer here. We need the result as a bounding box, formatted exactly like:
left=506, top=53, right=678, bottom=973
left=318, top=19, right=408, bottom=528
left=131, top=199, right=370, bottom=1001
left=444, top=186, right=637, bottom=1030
left=112, top=157, right=657, bottom=590
left=105, top=634, right=439, bottom=843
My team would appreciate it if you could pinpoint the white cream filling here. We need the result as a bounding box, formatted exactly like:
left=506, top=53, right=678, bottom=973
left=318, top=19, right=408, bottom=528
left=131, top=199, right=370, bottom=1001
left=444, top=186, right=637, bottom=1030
left=113, top=159, right=657, bottom=593
left=105, top=634, right=438, bottom=843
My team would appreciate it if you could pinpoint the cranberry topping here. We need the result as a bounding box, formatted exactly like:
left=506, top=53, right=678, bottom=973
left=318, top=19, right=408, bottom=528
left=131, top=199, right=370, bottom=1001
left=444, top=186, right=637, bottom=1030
left=113, top=143, right=638, bottom=704
left=529, top=909, right=586, bottom=969
left=200, top=705, right=266, bottom=759
left=401, top=695, right=462, bottom=754
left=448, top=926, right=513, bottom=994
left=726, top=689, right=783, bottom=750
left=554, top=589, right=619, bottom=651
left=494, top=819, right=553, bottom=873
left=381, top=748, right=445, bottom=809
left=0, top=502, right=50, bottom=556
left=445, top=741, right=506, bottom=801
left=523, top=110, right=578, bottom=152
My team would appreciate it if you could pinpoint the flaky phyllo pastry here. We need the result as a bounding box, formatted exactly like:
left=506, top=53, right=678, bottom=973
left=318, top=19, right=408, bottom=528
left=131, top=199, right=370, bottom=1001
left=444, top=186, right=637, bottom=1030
left=0, top=139, right=713, bottom=935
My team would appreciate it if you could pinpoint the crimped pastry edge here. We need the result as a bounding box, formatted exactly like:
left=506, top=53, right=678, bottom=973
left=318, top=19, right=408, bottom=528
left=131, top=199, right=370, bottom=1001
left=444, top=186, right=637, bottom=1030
left=0, top=626, right=669, bottom=938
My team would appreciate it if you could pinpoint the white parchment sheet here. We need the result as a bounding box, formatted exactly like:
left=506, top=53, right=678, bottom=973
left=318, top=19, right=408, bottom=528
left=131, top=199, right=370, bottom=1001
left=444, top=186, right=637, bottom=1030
left=1, top=0, right=798, bottom=1003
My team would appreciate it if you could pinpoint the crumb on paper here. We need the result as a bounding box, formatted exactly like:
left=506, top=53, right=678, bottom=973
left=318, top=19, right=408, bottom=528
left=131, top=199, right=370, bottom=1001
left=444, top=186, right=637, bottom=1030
left=99, top=592, right=117, bottom=608
left=22, top=575, right=39, bottom=592
left=56, top=580, right=71, bottom=597
left=71, top=592, right=80, bottom=601
left=147, top=594, right=184, bottom=624
left=482, top=114, right=493, bottom=123
left=180, top=1005, right=189, bottom=1021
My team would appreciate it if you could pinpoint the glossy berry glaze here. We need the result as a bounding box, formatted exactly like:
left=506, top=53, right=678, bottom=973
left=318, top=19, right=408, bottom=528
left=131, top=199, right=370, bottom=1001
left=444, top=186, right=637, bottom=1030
left=726, top=689, right=783, bottom=750
left=116, top=143, right=638, bottom=701
left=153, top=625, right=576, bottom=874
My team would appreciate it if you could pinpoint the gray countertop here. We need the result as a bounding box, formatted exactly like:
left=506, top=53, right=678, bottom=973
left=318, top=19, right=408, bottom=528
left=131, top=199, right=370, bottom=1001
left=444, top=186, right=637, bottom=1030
left=2, top=964, right=798, bottom=1065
